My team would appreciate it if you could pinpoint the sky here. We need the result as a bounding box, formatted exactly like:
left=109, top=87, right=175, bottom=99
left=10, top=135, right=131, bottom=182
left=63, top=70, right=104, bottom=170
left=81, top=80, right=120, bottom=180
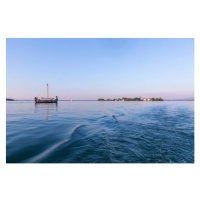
left=6, top=38, right=194, bottom=100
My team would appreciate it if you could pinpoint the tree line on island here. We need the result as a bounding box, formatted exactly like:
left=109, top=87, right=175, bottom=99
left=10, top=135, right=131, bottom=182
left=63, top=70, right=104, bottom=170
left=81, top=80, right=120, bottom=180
left=98, top=97, right=164, bottom=101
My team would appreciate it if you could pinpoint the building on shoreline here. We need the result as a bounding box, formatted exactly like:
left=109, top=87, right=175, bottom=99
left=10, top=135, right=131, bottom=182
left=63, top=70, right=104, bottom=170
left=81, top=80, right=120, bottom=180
left=143, top=98, right=151, bottom=101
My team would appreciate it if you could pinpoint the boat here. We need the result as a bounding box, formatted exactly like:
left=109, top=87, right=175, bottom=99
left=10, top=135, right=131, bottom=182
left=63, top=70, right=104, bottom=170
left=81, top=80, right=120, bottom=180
left=34, top=83, right=58, bottom=103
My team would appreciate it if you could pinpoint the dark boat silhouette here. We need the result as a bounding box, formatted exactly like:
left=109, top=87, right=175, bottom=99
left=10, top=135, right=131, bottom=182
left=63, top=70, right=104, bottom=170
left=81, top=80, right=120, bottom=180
left=35, top=83, right=58, bottom=103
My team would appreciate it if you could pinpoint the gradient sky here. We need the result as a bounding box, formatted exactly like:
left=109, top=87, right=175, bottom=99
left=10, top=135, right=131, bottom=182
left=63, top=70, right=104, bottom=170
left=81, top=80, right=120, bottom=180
left=6, top=38, right=194, bottom=100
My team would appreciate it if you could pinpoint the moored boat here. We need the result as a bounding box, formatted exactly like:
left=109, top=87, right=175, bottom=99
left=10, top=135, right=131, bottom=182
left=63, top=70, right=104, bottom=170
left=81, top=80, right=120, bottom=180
left=35, top=83, right=58, bottom=103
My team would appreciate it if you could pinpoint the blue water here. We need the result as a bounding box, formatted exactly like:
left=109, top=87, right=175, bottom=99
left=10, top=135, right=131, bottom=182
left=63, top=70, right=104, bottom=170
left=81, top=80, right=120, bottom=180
left=6, top=101, right=194, bottom=163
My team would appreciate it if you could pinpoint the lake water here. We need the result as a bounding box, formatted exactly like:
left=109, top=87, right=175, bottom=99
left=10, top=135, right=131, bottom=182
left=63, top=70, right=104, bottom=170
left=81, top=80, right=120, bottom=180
left=6, top=101, right=194, bottom=163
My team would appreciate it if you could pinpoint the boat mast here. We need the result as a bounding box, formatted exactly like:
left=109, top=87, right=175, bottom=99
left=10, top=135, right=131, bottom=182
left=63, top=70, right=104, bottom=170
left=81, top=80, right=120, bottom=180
left=47, top=83, right=49, bottom=99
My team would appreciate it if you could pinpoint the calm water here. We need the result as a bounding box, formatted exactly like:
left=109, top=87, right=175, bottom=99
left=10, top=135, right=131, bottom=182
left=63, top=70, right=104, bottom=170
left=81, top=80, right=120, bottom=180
left=6, top=101, right=194, bottom=163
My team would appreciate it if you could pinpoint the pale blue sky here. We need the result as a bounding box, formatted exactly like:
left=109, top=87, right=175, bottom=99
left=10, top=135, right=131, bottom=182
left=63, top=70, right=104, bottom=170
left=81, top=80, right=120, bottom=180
left=6, top=38, right=194, bottom=100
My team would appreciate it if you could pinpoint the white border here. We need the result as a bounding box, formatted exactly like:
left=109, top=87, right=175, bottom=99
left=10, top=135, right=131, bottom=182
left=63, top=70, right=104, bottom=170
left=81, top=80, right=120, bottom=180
left=0, top=1, right=199, bottom=200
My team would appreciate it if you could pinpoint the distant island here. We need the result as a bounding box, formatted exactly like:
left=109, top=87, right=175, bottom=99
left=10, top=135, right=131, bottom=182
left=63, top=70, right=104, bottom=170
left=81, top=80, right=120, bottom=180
left=98, top=97, right=164, bottom=101
left=6, top=98, right=14, bottom=101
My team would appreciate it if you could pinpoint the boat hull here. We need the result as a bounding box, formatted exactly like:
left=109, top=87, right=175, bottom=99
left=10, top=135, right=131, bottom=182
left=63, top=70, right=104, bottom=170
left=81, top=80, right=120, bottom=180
left=34, top=97, right=58, bottom=103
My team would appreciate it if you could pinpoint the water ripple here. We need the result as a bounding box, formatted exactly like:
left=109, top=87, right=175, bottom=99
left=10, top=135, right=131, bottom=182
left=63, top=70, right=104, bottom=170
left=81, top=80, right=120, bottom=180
left=6, top=101, right=194, bottom=163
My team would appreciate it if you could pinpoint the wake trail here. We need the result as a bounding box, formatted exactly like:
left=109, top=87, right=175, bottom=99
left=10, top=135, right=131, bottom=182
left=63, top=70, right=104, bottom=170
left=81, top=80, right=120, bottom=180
left=30, top=139, right=68, bottom=163
left=29, top=124, right=86, bottom=163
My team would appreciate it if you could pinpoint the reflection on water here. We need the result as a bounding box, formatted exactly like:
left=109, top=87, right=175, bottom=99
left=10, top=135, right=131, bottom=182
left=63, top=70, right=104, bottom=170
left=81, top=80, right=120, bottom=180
left=6, top=101, right=194, bottom=163
left=34, top=103, right=58, bottom=120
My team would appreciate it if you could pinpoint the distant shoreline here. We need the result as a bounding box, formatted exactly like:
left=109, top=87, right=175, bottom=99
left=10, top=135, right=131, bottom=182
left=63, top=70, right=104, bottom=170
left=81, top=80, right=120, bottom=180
left=6, top=98, right=14, bottom=101
left=7, top=99, right=194, bottom=102
left=98, top=97, right=164, bottom=101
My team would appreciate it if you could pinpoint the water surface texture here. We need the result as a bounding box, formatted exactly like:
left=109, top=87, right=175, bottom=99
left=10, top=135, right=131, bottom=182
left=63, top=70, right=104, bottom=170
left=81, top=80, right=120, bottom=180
left=6, top=101, right=194, bottom=163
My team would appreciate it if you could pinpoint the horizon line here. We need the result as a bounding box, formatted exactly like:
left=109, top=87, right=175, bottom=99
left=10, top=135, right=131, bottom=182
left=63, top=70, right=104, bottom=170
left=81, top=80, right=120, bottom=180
left=6, top=99, right=194, bottom=101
